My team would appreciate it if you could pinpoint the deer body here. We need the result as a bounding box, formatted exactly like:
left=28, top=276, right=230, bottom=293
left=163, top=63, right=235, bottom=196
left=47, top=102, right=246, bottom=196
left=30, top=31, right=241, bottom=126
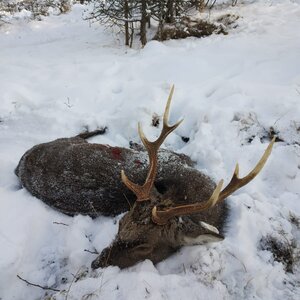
left=15, top=132, right=218, bottom=218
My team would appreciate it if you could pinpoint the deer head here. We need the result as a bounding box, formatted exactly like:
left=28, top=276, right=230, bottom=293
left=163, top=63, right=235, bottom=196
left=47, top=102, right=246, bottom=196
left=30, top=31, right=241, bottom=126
left=91, top=86, right=275, bottom=269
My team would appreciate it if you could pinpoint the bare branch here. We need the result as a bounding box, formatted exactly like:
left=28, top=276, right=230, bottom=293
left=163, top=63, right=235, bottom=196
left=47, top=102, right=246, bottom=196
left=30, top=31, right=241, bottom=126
left=17, top=275, right=60, bottom=292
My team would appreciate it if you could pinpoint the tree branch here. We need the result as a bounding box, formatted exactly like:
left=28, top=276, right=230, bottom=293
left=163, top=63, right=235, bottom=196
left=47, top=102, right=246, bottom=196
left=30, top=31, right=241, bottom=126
left=17, top=275, right=60, bottom=292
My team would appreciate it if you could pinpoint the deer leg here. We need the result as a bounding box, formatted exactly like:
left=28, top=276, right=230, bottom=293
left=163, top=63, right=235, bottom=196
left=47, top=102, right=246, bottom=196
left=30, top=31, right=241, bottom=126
left=76, top=127, right=107, bottom=140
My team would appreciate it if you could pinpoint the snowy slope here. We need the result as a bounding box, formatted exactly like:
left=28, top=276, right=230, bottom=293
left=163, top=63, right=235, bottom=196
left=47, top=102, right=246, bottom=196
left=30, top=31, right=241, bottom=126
left=1, top=1, right=300, bottom=299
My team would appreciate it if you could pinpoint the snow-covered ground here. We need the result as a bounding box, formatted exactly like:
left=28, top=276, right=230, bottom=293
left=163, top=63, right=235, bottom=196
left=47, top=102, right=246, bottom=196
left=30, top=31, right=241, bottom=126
left=1, top=1, right=300, bottom=299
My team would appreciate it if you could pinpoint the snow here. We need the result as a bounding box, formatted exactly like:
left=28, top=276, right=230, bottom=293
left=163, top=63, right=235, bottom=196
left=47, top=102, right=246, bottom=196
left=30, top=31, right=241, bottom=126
left=1, top=1, right=300, bottom=299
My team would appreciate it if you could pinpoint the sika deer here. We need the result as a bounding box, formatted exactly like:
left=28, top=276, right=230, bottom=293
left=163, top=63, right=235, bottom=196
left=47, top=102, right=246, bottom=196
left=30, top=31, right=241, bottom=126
left=15, top=86, right=275, bottom=269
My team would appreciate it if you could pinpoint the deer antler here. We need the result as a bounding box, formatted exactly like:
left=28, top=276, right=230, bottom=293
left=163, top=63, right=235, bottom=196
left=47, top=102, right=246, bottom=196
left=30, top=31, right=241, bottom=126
left=217, top=137, right=275, bottom=202
left=121, top=85, right=183, bottom=201
left=152, top=137, right=275, bottom=225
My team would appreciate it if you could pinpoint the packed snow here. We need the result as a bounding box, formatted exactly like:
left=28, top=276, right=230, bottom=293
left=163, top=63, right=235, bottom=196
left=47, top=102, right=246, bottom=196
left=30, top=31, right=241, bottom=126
left=1, top=1, right=300, bottom=299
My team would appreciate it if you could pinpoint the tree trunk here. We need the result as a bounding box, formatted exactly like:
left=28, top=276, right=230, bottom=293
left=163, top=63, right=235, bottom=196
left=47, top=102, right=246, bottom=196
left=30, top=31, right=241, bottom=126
left=124, top=0, right=130, bottom=46
left=140, top=0, right=147, bottom=46
left=166, top=0, right=175, bottom=23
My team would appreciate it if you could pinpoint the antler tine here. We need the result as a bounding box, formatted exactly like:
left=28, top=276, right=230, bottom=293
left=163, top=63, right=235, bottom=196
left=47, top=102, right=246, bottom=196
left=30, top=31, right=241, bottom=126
left=138, top=85, right=183, bottom=151
left=121, top=85, right=183, bottom=202
left=217, top=136, right=275, bottom=202
left=151, top=137, right=275, bottom=225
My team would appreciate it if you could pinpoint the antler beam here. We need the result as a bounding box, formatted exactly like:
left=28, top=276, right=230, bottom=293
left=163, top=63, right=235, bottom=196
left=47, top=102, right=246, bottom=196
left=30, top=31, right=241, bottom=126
left=121, top=85, right=183, bottom=201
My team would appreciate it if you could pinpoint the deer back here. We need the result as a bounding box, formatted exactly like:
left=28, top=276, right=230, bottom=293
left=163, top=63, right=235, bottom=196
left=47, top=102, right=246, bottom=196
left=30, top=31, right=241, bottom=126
left=15, top=135, right=215, bottom=218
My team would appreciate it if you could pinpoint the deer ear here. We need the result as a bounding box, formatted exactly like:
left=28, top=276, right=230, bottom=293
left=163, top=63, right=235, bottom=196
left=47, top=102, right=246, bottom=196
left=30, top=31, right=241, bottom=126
left=181, top=221, right=224, bottom=246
